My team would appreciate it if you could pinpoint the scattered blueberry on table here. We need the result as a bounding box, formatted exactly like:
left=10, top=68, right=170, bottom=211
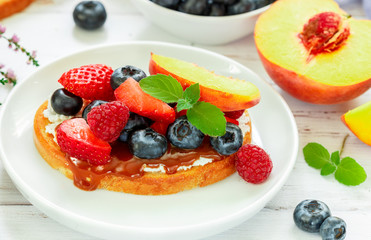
left=294, top=199, right=347, bottom=240
left=149, top=0, right=275, bottom=16
left=73, top=1, right=107, bottom=30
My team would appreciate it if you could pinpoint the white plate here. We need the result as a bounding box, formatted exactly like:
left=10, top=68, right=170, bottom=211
left=0, top=42, right=298, bottom=240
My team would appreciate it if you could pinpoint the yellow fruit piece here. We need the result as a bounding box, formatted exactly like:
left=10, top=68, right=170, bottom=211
left=341, top=101, right=371, bottom=146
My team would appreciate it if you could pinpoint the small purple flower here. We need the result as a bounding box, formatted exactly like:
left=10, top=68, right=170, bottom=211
left=0, top=24, right=6, bottom=34
left=31, top=50, right=37, bottom=58
left=6, top=69, right=16, bottom=80
left=0, top=63, right=4, bottom=69
left=11, top=34, right=20, bottom=43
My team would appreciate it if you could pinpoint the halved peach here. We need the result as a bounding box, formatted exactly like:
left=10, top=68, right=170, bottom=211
left=149, top=53, right=260, bottom=112
left=341, top=101, right=371, bottom=146
left=254, top=0, right=371, bottom=104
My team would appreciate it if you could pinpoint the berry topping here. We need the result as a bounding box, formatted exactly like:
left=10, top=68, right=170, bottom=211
left=118, top=112, right=153, bottom=142
left=235, top=144, right=273, bottom=183
left=210, top=122, right=243, bottom=155
left=224, top=109, right=245, bottom=119
left=293, top=199, right=331, bottom=233
left=167, top=116, right=204, bottom=149
left=56, top=118, right=111, bottom=165
left=51, top=88, right=83, bottom=116
left=73, top=1, right=107, bottom=30
left=150, top=121, right=170, bottom=136
left=128, top=128, right=168, bottom=159
left=114, top=77, right=176, bottom=123
left=87, top=101, right=130, bottom=142
left=82, top=100, right=108, bottom=120
left=110, top=65, right=147, bottom=90
left=58, top=64, right=114, bottom=101
left=320, top=216, right=346, bottom=240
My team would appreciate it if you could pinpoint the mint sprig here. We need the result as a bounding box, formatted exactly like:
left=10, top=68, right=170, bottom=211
left=303, top=137, right=367, bottom=186
left=139, top=74, right=226, bottom=136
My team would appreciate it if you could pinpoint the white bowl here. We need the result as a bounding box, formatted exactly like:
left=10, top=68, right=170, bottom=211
left=130, top=0, right=272, bottom=45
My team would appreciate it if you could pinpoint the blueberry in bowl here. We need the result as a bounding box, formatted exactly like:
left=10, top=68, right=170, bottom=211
left=131, top=0, right=275, bottom=44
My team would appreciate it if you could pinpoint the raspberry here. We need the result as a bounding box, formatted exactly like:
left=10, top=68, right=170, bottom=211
left=87, top=101, right=130, bottom=142
left=58, top=64, right=114, bottom=101
left=235, top=144, right=273, bottom=184
left=56, top=118, right=111, bottom=165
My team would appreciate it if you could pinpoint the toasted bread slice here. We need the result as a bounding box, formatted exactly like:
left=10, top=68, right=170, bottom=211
left=34, top=101, right=252, bottom=195
left=0, top=0, right=34, bottom=19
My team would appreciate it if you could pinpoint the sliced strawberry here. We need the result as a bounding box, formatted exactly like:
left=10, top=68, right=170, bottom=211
left=58, top=64, right=114, bottom=101
left=114, top=78, right=176, bottom=123
left=224, top=109, right=245, bottom=119
left=87, top=101, right=130, bottom=142
left=225, top=116, right=239, bottom=126
left=150, top=121, right=170, bottom=136
left=56, top=118, right=111, bottom=165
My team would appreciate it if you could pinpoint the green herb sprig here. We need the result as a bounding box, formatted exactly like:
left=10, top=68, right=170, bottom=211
left=303, top=135, right=367, bottom=186
left=139, top=74, right=226, bottom=136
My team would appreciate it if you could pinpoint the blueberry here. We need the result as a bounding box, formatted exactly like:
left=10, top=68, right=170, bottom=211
left=51, top=88, right=83, bottom=116
left=73, top=1, right=107, bottom=30
left=150, top=0, right=180, bottom=9
left=293, top=199, right=331, bottom=233
left=128, top=128, right=168, bottom=159
left=167, top=116, right=204, bottom=149
left=209, top=3, right=226, bottom=16
left=82, top=100, right=108, bottom=120
left=251, top=0, right=270, bottom=9
left=110, top=65, right=147, bottom=90
left=320, top=216, right=346, bottom=240
left=213, top=0, right=237, bottom=5
left=210, top=122, right=243, bottom=155
left=119, top=112, right=153, bottom=142
left=178, top=0, right=210, bottom=16
left=227, top=0, right=256, bottom=15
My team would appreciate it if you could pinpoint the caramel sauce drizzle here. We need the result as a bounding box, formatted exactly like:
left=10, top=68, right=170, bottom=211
left=65, top=138, right=224, bottom=191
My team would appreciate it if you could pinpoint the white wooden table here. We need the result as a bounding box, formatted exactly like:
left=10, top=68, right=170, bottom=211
left=0, top=0, right=370, bottom=239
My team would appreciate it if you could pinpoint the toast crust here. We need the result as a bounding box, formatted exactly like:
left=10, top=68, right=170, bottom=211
left=34, top=101, right=252, bottom=195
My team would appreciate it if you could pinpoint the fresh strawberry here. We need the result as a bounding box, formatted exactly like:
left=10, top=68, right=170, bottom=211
left=114, top=77, right=176, bottom=123
left=87, top=101, right=129, bottom=142
left=224, top=109, right=245, bottom=119
left=56, top=118, right=111, bottom=165
left=58, top=64, right=114, bottom=101
left=150, top=121, right=170, bottom=136
left=225, top=116, right=239, bottom=126
left=235, top=144, right=273, bottom=184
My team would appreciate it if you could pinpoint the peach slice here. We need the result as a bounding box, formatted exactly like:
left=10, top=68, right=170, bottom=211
left=341, top=101, right=371, bottom=146
left=254, top=0, right=371, bottom=104
left=149, top=53, right=260, bottom=112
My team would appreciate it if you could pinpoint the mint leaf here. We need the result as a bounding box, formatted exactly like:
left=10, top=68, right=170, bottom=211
left=187, top=101, right=226, bottom=136
left=331, top=151, right=340, bottom=165
left=183, top=83, right=200, bottom=105
left=139, top=74, right=183, bottom=103
left=334, top=157, right=367, bottom=186
left=177, top=98, right=193, bottom=112
left=176, top=83, right=201, bottom=112
left=303, top=143, right=330, bottom=169
left=321, top=162, right=336, bottom=176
